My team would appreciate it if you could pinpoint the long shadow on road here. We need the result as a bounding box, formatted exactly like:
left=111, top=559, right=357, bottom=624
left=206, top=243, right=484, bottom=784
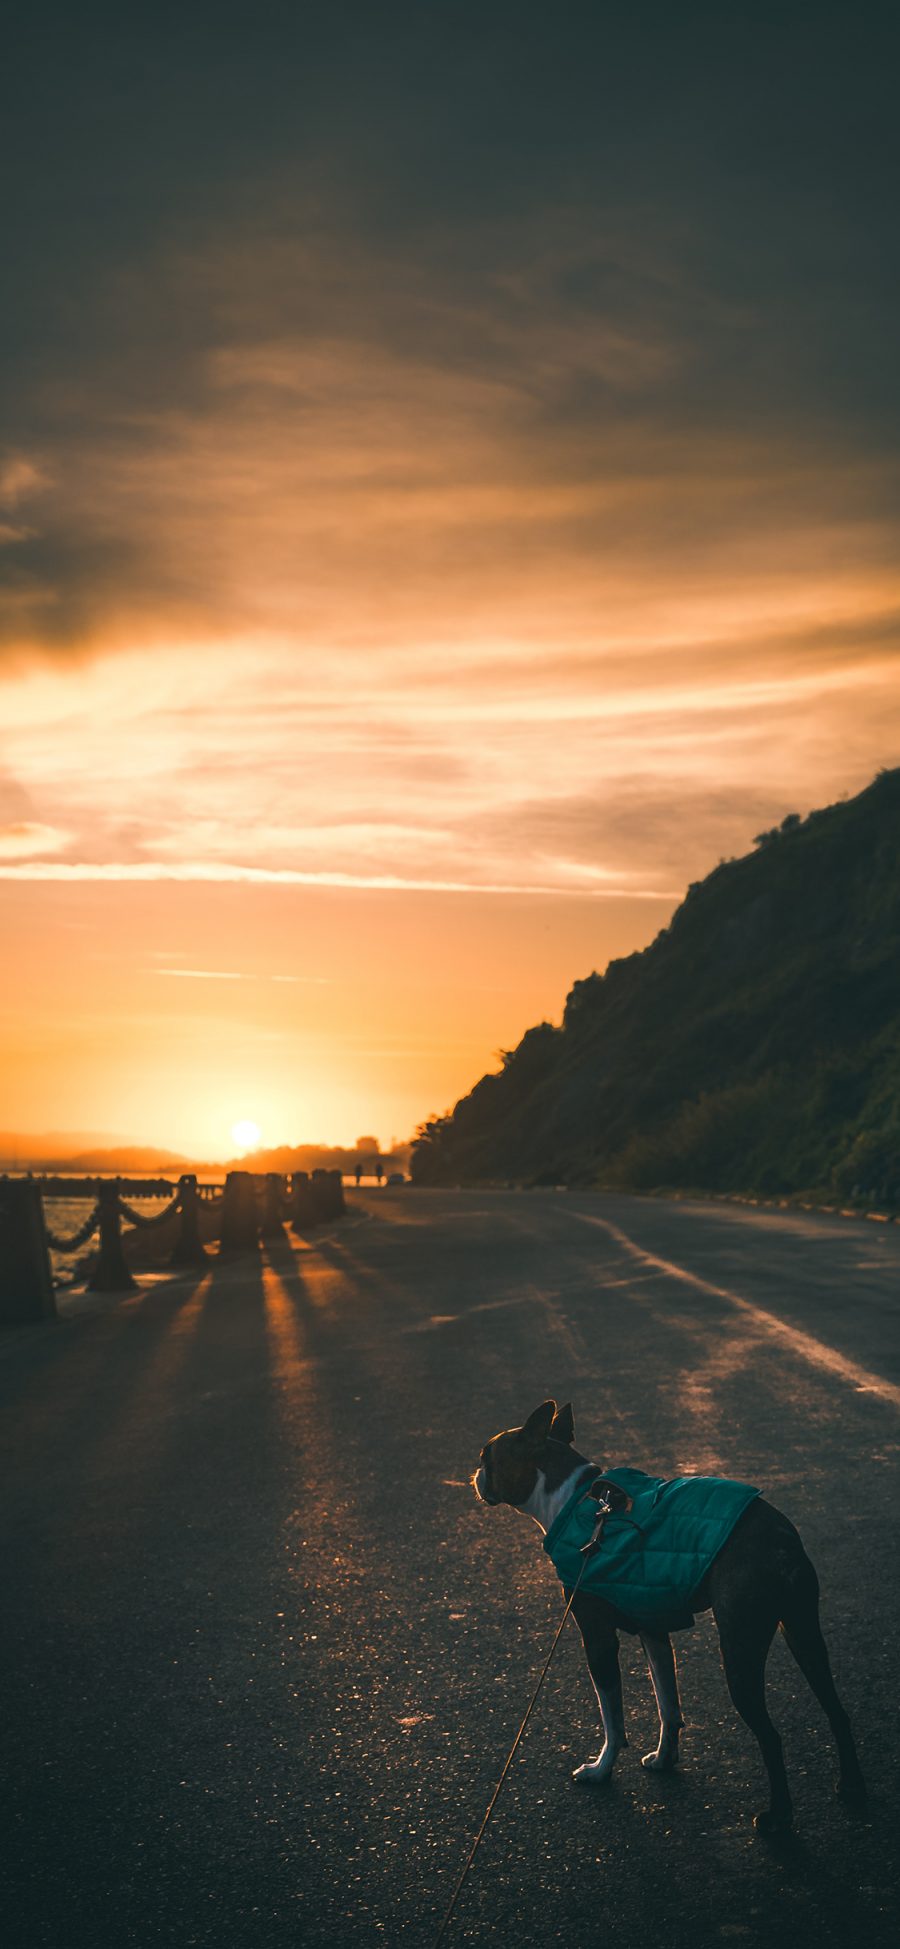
left=3, top=1209, right=897, bottom=1949
left=4, top=1250, right=328, bottom=1948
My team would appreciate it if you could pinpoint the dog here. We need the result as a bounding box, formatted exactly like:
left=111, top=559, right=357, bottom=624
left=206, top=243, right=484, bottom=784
left=472, top=1399, right=865, bottom=1832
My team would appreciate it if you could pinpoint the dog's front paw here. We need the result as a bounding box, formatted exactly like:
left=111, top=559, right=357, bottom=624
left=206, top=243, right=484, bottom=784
left=641, top=1746, right=678, bottom=1773
left=572, top=1747, right=620, bottom=1786
left=641, top=1725, right=680, bottom=1772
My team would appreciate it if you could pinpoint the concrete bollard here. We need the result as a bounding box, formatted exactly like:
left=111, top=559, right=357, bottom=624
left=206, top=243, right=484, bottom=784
left=290, top=1171, right=316, bottom=1228
left=311, top=1168, right=346, bottom=1221
left=88, top=1179, right=139, bottom=1293
left=170, top=1174, right=209, bottom=1268
left=219, top=1170, right=260, bottom=1253
left=261, top=1172, right=286, bottom=1238
left=0, top=1179, right=57, bottom=1325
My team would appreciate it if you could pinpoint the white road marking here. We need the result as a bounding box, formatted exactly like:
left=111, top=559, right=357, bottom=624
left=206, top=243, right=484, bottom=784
left=570, top=1209, right=900, bottom=1413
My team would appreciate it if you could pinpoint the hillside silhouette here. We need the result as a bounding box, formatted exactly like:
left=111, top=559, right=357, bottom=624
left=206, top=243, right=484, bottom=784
left=231, top=1141, right=409, bottom=1177
left=412, top=768, right=900, bottom=1204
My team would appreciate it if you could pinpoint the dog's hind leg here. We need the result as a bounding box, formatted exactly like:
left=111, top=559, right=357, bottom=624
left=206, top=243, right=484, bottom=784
left=779, top=1559, right=866, bottom=1805
left=714, top=1598, right=792, bottom=1833
left=570, top=1594, right=627, bottom=1786
left=640, top=1633, right=684, bottom=1772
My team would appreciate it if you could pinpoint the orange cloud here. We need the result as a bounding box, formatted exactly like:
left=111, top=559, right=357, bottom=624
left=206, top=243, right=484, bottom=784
left=2, top=213, right=899, bottom=1149
left=0, top=821, right=70, bottom=859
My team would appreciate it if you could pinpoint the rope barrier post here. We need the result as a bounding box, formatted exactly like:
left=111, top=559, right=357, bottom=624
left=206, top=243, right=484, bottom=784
left=170, top=1174, right=208, bottom=1268
left=310, top=1168, right=345, bottom=1222
left=310, top=1169, right=330, bottom=1222
left=87, top=1180, right=139, bottom=1293
left=290, top=1171, right=315, bottom=1229
left=261, top=1172, right=286, bottom=1239
left=0, top=1179, right=57, bottom=1326
left=219, top=1170, right=260, bottom=1254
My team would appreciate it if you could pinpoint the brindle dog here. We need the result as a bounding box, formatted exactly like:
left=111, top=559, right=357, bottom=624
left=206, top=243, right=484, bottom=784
left=473, top=1400, right=865, bottom=1832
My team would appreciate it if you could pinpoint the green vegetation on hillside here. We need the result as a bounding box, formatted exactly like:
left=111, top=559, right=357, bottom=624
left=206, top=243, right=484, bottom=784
left=411, top=769, right=900, bottom=1204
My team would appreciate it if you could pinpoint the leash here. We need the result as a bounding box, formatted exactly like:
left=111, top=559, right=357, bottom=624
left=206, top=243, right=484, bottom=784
left=433, top=1491, right=612, bottom=1945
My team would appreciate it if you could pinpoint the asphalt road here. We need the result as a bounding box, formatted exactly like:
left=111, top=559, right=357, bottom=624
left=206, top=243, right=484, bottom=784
left=2, top=1189, right=899, bottom=1948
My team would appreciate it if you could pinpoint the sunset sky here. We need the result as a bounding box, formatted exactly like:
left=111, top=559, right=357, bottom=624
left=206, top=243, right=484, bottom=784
left=2, top=4, right=899, bottom=1156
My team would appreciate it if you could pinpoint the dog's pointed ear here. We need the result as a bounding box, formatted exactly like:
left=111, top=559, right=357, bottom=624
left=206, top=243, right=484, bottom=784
left=550, top=1402, right=575, bottom=1445
left=521, top=1400, right=557, bottom=1450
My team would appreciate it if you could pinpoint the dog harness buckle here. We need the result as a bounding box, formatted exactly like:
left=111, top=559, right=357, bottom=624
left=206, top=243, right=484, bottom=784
left=581, top=1492, right=614, bottom=1559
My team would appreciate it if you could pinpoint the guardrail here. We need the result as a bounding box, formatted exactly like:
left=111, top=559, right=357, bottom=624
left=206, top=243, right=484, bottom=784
left=0, top=1169, right=346, bottom=1326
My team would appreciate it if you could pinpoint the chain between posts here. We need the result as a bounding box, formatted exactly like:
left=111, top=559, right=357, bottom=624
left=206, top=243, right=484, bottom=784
left=45, top=1182, right=183, bottom=1252
left=118, top=1193, right=182, bottom=1229
left=44, top=1203, right=103, bottom=1253
left=41, top=1173, right=295, bottom=1261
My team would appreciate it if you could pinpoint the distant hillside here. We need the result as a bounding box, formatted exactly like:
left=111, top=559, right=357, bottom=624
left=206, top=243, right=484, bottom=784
left=235, top=1141, right=410, bottom=1176
left=60, top=1145, right=196, bottom=1174
left=2, top=1136, right=411, bottom=1178
left=0, top=1130, right=130, bottom=1168
left=411, top=768, right=900, bottom=1205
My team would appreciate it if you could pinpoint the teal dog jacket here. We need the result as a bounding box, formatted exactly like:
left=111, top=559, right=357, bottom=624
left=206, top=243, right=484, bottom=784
left=542, top=1465, right=760, bottom=1631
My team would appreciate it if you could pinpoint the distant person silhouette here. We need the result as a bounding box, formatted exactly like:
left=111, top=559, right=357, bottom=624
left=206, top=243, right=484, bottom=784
left=354, top=1163, right=362, bottom=1186
left=376, top=1161, right=384, bottom=1185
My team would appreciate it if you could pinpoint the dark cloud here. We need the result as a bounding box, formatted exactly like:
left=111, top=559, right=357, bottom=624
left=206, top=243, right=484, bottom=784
left=2, top=3, right=898, bottom=658
left=474, top=779, right=799, bottom=887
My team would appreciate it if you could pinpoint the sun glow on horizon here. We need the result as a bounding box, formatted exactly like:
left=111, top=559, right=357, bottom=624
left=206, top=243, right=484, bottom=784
left=231, top=1118, right=262, bottom=1153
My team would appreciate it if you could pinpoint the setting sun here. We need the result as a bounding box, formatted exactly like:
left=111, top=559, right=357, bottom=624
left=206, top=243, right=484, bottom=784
left=231, top=1119, right=262, bottom=1153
